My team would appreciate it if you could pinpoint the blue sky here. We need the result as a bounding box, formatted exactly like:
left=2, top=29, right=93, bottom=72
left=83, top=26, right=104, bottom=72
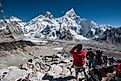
left=1, top=0, right=121, bottom=26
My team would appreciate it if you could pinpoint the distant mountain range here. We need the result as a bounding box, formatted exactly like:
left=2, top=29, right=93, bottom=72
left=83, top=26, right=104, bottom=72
left=0, top=8, right=121, bottom=44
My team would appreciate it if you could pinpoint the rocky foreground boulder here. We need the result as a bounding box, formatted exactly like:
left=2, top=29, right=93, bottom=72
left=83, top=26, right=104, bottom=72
left=0, top=52, right=79, bottom=81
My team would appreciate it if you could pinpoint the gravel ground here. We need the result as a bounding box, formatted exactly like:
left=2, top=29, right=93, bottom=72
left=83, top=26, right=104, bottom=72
left=0, top=40, right=121, bottom=81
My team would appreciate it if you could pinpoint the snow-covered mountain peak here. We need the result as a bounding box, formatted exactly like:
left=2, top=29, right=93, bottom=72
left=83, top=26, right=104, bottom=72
left=44, top=11, right=53, bottom=19
left=91, top=21, right=97, bottom=26
left=28, top=11, right=53, bottom=24
left=9, top=16, right=22, bottom=22
left=65, top=8, right=77, bottom=18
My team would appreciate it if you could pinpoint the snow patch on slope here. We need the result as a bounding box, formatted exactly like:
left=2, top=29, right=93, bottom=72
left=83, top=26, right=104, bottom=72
left=70, top=29, right=88, bottom=40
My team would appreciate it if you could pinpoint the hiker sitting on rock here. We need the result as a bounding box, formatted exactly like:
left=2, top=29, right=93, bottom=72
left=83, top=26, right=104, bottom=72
left=70, top=44, right=86, bottom=79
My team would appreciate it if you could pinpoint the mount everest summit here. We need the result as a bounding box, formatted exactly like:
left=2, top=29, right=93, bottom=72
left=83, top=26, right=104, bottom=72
left=0, top=8, right=121, bottom=44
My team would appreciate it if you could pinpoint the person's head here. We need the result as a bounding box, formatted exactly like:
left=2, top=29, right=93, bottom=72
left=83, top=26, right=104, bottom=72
left=87, top=48, right=93, bottom=53
left=96, top=50, right=103, bottom=57
left=87, top=48, right=92, bottom=51
left=76, top=44, right=83, bottom=51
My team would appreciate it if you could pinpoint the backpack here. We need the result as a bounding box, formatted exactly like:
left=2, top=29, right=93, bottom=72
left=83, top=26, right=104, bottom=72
left=116, top=64, right=121, bottom=78
left=97, top=57, right=104, bottom=65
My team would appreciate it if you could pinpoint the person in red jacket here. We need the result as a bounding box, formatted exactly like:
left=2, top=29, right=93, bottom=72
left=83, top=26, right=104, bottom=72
left=70, top=44, right=86, bottom=79
left=115, top=59, right=121, bottom=81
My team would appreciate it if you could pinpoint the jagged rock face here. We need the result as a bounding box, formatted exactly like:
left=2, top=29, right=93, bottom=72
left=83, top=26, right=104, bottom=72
left=97, top=27, right=121, bottom=44
left=0, top=9, right=121, bottom=43
left=24, top=12, right=60, bottom=39
left=0, top=17, right=24, bottom=41
left=23, top=8, right=108, bottom=40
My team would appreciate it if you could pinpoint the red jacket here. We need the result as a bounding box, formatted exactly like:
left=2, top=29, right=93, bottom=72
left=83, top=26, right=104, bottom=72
left=116, top=63, right=121, bottom=78
left=70, top=47, right=86, bottom=67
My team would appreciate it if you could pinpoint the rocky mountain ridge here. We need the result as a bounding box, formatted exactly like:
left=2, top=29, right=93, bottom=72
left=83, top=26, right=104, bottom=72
left=0, top=8, right=121, bottom=44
